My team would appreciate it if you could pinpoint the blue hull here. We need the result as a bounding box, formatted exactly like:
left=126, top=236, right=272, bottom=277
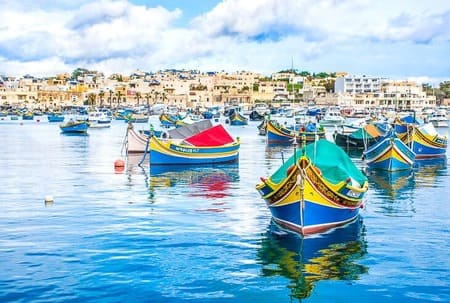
left=411, top=141, right=446, bottom=158
left=266, top=130, right=292, bottom=143
left=269, top=200, right=360, bottom=233
left=364, top=135, right=415, bottom=171
left=230, top=120, right=248, bottom=126
left=60, top=123, right=89, bottom=133
left=48, top=115, right=65, bottom=122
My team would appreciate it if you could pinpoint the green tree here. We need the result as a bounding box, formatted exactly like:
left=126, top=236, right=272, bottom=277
left=299, top=71, right=310, bottom=77
left=422, top=83, right=433, bottom=95
left=315, top=72, right=329, bottom=79
left=439, top=81, right=450, bottom=98
left=71, top=67, right=89, bottom=80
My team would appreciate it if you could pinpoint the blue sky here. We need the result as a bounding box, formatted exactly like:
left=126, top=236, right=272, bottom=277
left=0, top=0, right=449, bottom=85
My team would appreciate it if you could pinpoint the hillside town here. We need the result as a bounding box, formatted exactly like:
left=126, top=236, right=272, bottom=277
left=0, top=69, right=448, bottom=116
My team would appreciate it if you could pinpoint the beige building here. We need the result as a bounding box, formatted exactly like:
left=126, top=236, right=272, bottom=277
left=0, top=70, right=442, bottom=113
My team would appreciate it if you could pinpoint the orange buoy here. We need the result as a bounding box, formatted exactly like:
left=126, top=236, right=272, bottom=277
left=114, top=159, right=125, bottom=168
left=114, top=159, right=125, bottom=173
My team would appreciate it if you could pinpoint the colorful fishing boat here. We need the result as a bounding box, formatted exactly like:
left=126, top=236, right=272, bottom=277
left=125, top=113, right=148, bottom=123
left=408, top=123, right=448, bottom=159
left=363, top=130, right=415, bottom=171
left=391, top=114, right=420, bottom=141
left=159, top=113, right=180, bottom=127
left=228, top=111, right=248, bottom=126
left=266, top=120, right=325, bottom=144
left=333, top=123, right=384, bottom=150
left=256, top=139, right=368, bottom=235
left=149, top=123, right=240, bottom=165
left=59, top=120, right=89, bottom=133
left=22, top=111, right=34, bottom=120
left=47, top=113, right=65, bottom=122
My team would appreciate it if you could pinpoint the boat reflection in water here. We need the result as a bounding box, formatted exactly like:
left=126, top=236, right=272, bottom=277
left=257, top=218, right=368, bottom=300
left=149, top=163, right=240, bottom=200
left=366, top=168, right=415, bottom=200
left=413, top=156, right=447, bottom=188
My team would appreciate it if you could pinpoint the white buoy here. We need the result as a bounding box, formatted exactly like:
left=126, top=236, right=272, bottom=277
left=44, top=195, right=54, bottom=203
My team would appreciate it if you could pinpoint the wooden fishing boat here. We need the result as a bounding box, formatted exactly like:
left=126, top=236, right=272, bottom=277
left=249, top=110, right=265, bottom=121
left=126, top=119, right=216, bottom=153
left=59, top=120, right=89, bottom=133
left=391, top=115, right=420, bottom=141
left=407, top=123, right=447, bottom=159
left=47, top=113, right=65, bottom=122
left=256, top=139, right=368, bottom=235
left=125, top=113, right=148, bottom=123
left=22, top=111, right=34, bottom=120
left=149, top=123, right=240, bottom=165
left=333, top=123, right=384, bottom=150
left=159, top=113, right=180, bottom=127
left=229, top=111, right=248, bottom=126
left=363, top=130, right=415, bottom=171
left=266, top=120, right=325, bottom=144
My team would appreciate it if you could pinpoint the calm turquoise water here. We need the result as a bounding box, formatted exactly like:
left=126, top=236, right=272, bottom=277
left=0, top=118, right=449, bottom=302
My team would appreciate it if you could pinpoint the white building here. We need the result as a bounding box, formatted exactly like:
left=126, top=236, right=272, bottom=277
left=334, top=75, right=384, bottom=95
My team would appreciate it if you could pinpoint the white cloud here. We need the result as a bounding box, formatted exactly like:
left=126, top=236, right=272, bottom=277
left=0, top=0, right=448, bottom=81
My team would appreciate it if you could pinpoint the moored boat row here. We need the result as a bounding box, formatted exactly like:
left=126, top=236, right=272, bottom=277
left=110, top=109, right=448, bottom=237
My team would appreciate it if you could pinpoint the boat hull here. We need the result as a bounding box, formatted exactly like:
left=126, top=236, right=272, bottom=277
left=363, top=136, right=415, bottom=171
left=59, top=121, right=89, bottom=133
left=333, top=132, right=376, bottom=149
left=48, top=114, right=65, bottom=122
left=149, top=137, right=240, bottom=165
left=126, top=124, right=150, bottom=153
left=410, top=128, right=447, bottom=159
left=269, top=199, right=360, bottom=235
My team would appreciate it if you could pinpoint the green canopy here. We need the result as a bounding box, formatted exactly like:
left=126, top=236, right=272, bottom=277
left=271, top=139, right=367, bottom=186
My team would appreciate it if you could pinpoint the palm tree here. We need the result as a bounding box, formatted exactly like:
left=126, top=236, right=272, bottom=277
left=135, top=92, right=142, bottom=108
left=161, top=92, right=168, bottom=104
left=115, top=91, right=123, bottom=108
left=144, top=93, right=152, bottom=113
left=153, top=90, right=160, bottom=104
left=108, top=89, right=113, bottom=109
left=98, top=91, right=105, bottom=107
left=87, top=93, right=96, bottom=107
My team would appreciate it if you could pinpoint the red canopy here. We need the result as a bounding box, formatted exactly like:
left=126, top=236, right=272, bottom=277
left=184, top=124, right=235, bottom=146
